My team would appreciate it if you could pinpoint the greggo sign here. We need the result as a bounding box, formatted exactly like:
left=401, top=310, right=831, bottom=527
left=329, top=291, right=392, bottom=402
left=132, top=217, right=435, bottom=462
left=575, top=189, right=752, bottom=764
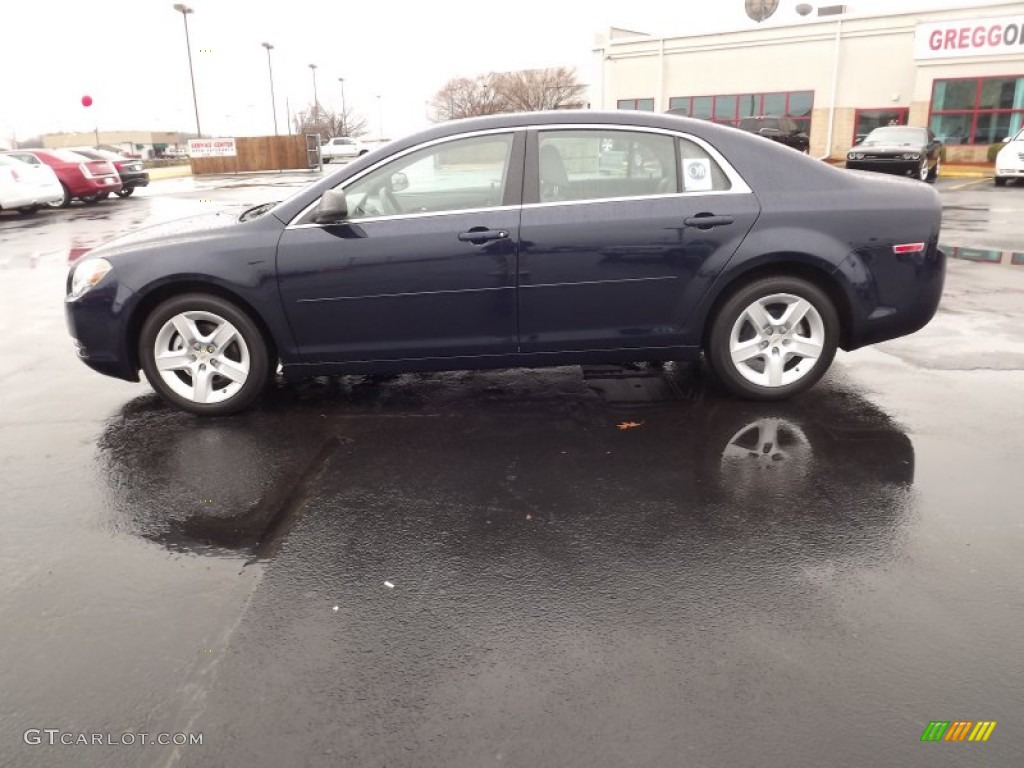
left=916, top=16, right=1024, bottom=60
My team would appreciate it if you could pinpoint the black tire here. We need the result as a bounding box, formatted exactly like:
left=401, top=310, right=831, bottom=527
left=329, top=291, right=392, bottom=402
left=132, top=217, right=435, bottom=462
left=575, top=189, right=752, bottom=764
left=927, top=157, right=939, bottom=182
left=322, top=157, right=330, bottom=164
left=139, top=293, right=272, bottom=416
left=81, top=194, right=102, bottom=205
left=705, top=276, right=839, bottom=401
left=46, top=183, right=71, bottom=209
left=17, top=206, right=38, bottom=215
left=115, top=186, right=134, bottom=197
left=995, top=176, right=1007, bottom=187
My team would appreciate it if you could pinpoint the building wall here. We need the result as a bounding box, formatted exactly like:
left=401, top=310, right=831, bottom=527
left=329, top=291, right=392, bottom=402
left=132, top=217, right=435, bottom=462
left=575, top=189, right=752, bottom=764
left=595, top=2, right=1024, bottom=163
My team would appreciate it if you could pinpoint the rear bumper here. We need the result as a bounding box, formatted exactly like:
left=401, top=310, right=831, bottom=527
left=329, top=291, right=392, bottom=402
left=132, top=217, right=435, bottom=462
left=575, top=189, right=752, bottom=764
left=995, top=167, right=1024, bottom=178
left=118, top=170, right=150, bottom=188
left=837, top=245, right=946, bottom=350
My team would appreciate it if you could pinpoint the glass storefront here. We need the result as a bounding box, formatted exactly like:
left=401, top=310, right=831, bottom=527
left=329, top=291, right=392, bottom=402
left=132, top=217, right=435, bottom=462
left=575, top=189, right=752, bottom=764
left=929, top=76, right=1024, bottom=145
left=668, top=90, right=813, bottom=134
left=617, top=98, right=655, bottom=111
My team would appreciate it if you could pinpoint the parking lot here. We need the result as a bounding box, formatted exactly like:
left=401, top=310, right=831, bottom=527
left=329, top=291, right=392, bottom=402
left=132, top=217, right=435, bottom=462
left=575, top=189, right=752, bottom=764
left=1, top=171, right=1023, bottom=767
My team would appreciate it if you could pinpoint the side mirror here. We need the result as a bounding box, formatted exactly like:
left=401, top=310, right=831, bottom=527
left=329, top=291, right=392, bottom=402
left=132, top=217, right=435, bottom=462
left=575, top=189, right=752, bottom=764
left=391, top=171, right=409, bottom=192
left=1003, top=136, right=1012, bottom=143
left=311, top=188, right=348, bottom=224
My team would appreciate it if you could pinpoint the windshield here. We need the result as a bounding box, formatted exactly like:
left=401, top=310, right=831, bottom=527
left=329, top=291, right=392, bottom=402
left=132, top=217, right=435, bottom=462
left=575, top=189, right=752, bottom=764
left=863, top=127, right=925, bottom=145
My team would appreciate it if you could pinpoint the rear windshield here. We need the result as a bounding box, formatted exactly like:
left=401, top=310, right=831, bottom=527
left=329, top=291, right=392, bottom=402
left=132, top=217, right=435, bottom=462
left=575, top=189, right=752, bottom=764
left=739, top=118, right=779, bottom=131
left=52, top=149, right=92, bottom=162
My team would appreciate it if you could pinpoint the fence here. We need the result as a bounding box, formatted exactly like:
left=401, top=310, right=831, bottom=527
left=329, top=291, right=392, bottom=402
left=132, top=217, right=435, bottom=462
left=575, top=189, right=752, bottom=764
left=190, top=135, right=318, bottom=175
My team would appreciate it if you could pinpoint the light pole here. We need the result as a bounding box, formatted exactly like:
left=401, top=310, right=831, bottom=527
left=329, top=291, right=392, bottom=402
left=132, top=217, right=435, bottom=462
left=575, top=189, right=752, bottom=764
left=172, top=4, right=201, bottom=138
left=338, top=78, right=347, bottom=136
left=308, top=64, right=319, bottom=136
left=261, top=42, right=278, bottom=135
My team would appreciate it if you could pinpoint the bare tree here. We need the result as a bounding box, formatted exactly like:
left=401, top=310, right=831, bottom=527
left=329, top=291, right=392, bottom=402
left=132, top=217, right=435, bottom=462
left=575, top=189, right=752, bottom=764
left=493, top=67, right=586, bottom=112
left=429, top=67, right=586, bottom=122
left=428, top=76, right=506, bottom=122
left=292, top=103, right=369, bottom=140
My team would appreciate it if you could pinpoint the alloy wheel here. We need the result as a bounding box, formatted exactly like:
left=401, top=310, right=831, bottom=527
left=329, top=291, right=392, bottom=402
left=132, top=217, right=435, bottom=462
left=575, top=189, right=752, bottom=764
left=728, top=293, right=826, bottom=388
left=152, top=310, right=251, bottom=404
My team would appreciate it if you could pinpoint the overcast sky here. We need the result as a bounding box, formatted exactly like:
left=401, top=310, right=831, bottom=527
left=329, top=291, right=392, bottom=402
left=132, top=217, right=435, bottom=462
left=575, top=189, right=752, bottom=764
left=0, top=0, right=1014, bottom=143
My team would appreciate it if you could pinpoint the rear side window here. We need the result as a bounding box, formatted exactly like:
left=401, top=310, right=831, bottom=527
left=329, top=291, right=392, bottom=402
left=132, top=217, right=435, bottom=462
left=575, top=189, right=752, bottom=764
left=677, top=138, right=731, bottom=193
left=52, top=150, right=90, bottom=163
left=536, top=129, right=677, bottom=203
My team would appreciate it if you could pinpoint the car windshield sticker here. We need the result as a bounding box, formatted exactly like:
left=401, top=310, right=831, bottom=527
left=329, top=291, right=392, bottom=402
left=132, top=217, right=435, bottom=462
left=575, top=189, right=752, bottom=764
left=683, top=159, right=713, bottom=192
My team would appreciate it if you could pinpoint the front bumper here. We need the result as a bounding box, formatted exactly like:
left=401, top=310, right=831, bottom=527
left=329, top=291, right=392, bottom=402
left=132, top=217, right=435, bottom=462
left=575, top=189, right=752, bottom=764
left=845, top=159, right=922, bottom=177
left=64, top=277, right=140, bottom=382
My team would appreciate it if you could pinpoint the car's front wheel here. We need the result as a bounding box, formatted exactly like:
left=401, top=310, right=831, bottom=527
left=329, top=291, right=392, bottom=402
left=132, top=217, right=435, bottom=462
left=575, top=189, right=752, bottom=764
left=139, top=293, right=272, bottom=416
left=115, top=187, right=134, bottom=198
left=995, top=176, right=1007, bottom=187
left=705, top=276, right=839, bottom=400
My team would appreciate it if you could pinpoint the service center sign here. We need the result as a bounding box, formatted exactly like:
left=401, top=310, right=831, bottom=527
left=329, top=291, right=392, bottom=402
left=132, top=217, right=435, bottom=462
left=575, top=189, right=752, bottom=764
left=916, top=16, right=1024, bottom=59
left=187, top=138, right=237, bottom=158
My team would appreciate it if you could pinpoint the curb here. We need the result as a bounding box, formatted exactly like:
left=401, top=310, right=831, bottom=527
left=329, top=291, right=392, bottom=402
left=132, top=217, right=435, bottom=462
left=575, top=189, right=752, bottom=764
left=147, top=165, right=193, bottom=181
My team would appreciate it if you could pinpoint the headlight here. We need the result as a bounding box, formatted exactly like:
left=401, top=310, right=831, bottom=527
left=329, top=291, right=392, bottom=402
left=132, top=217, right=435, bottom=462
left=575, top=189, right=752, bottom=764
left=903, top=153, right=921, bottom=160
left=70, top=258, right=112, bottom=298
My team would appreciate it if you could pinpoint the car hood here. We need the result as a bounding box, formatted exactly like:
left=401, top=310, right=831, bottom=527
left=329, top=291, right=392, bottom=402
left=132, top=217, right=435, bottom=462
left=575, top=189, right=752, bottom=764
left=852, top=142, right=924, bottom=153
left=86, top=205, right=275, bottom=260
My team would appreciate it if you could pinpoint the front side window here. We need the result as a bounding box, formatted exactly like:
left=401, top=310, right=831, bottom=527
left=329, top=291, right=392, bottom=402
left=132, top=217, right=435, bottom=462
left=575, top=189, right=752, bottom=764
left=617, top=98, right=655, bottom=111
left=341, top=133, right=514, bottom=220
left=537, top=129, right=677, bottom=203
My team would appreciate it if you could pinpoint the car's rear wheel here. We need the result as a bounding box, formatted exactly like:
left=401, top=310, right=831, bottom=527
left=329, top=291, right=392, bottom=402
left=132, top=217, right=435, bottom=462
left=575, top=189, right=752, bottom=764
left=46, top=184, right=71, bottom=209
left=918, top=159, right=930, bottom=182
left=705, top=276, right=839, bottom=401
left=81, top=194, right=102, bottom=205
left=927, top=156, right=939, bottom=182
left=115, top=187, right=134, bottom=197
left=139, top=293, right=272, bottom=416
left=995, top=176, right=1007, bottom=187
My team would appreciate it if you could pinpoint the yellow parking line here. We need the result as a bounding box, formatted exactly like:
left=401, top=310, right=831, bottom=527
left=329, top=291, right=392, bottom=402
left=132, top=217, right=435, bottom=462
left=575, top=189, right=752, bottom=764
left=947, top=178, right=991, bottom=190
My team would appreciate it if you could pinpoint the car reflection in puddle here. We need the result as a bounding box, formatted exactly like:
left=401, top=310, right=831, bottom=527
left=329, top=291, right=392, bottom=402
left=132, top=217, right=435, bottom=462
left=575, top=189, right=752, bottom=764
left=95, top=366, right=913, bottom=570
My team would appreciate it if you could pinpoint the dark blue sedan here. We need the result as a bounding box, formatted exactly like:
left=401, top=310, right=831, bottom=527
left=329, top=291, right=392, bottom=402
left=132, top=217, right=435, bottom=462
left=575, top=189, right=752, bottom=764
left=65, top=111, right=945, bottom=415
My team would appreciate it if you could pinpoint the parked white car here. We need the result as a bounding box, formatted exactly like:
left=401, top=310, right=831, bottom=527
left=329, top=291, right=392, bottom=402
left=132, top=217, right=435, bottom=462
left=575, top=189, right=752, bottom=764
left=995, top=129, right=1024, bottom=186
left=320, top=136, right=376, bottom=163
left=0, top=154, right=64, bottom=214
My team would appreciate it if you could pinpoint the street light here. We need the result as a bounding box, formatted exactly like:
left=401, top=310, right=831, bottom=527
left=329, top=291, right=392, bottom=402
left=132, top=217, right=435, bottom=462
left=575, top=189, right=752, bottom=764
left=308, top=64, right=319, bottom=135
left=172, top=4, right=201, bottom=138
left=261, top=42, right=278, bottom=135
left=338, top=77, right=347, bottom=136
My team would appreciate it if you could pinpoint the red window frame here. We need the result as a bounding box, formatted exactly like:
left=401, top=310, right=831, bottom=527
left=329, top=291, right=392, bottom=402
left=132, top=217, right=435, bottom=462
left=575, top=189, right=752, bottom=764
left=928, top=74, right=1024, bottom=145
left=617, top=98, right=655, bottom=111
left=668, top=90, right=813, bottom=130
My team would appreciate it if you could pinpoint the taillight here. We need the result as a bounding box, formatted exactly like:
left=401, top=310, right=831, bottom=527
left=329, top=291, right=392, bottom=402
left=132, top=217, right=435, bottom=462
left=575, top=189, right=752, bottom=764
left=114, top=161, right=124, bottom=170
left=893, top=243, right=926, bottom=255
left=79, top=163, right=94, bottom=179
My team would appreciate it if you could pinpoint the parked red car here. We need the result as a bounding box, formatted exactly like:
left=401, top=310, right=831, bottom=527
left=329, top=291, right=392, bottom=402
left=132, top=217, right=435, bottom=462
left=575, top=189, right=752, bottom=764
left=2, top=149, right=121, bottom=207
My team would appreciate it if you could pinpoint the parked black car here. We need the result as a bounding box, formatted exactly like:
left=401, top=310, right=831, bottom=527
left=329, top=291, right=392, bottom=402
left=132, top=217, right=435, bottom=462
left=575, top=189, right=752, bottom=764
left=845, top=126, right=941, bottom=182
left=737, top=116, right=810, bottom=153
left=71, top=148, right=150, bottom=197
left=65, top=111, right=944, bottom=415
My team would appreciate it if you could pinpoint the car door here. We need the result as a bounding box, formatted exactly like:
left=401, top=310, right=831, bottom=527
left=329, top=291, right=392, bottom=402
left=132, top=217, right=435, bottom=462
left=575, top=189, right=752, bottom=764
left=276, top=130, right=524, bottom=363
left=517, top=127, right=760, bottom=353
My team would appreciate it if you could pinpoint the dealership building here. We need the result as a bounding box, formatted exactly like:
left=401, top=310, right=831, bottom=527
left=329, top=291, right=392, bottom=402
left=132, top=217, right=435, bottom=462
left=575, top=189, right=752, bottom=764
left=592, top=2, right=1024, bottom=162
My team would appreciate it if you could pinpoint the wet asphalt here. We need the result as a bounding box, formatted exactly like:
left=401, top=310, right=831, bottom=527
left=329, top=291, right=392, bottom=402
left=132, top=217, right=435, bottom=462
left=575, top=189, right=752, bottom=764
left=1, top=173, right=1022, bottom=767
